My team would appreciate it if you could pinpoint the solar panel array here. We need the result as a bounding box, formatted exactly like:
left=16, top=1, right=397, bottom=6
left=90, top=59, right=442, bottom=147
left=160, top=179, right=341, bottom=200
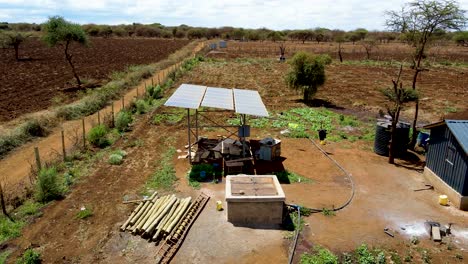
left=164, top=84, right=206, bottom=109
left=164, top=84, right=268, bottom=117
left=201, top=87, right=234, bottom=110
left=233, top=89, right=269, bottom=117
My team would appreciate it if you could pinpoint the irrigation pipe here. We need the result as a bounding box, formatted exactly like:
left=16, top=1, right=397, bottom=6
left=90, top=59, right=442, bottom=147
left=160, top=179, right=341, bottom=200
left=306, top=138, right=356, bottom=213
left=286, top=139, right=356, bottom=263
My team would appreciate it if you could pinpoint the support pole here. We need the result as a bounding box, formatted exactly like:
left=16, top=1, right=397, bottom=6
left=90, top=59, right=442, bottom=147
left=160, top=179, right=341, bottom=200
left=34, top=147, right=41, bottom=171
left=97, top=111, right=101, bottom=125
left=187, top=109, right=192, bottom=164
left=111, top=102, right=115, bottom=127
left=82, top=118, right=86, bottom=149
left=61, top=130, right=66, bottom=161
left=195, top=109, right=199, bottom=142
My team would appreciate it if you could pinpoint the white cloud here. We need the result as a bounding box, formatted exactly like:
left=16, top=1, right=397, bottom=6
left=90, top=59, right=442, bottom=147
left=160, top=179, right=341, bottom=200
left=0, top=0, right=467, bottom=30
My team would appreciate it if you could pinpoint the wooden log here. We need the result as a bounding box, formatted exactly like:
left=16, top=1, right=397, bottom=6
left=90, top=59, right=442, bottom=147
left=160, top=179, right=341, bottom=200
left=163, top=197, right=190, bottom=232
left=162, top=198, right=186, bottom=231
left=143, top=196, right=176, bottom=234
left=144, top=196, right=177, bottom=236
left=129, top=192, right=158, bottom=225
left=138, top=195, right=170, bottom=233
left=165, top=197, right=192, bottom=234
left=152, top=200, right=180, bottom=240
left=120, top=202, right=145, bottom=231
left=134, top=195, right=168, bottom=233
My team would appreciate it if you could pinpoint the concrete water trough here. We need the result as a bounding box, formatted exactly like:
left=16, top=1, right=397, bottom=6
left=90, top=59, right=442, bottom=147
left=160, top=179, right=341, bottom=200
left=225, top=175, right=285, bottom=225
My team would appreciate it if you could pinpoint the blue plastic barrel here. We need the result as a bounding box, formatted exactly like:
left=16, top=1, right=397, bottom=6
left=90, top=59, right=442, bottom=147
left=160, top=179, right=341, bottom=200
left=417, top=132, right=430, bottom=147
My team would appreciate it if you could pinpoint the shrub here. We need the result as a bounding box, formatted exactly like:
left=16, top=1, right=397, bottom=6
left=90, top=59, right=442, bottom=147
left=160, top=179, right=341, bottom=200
left=0, top=217, right=24, bottom=243
left=87, top=125, right=110, bottom=148
left=21, top=119, right=48, bottom=137
left=147, top=85, right=162, bottom=99
left=35, top=167, right=64, bottom=203
left=115, top=111, right=132, bottom=132
left=108, top=154, right=123, bottom=165
left=16, top=248, right=41, bottom=264
left=135, top=99, right=149, bottom=114
left=189, top=164, right=216, bottom=182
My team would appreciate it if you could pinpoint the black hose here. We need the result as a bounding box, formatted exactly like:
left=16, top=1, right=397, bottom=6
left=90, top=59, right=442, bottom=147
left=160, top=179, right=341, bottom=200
left=306, top=138, right=356, bottom=213
left=287, top=205, right=301, bottom=264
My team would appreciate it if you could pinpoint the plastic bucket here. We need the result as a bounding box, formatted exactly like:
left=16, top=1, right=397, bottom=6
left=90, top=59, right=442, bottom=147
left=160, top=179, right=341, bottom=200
left=216, top=201, right=223, bottom=211
left=439, top=195, right=448, bottom=206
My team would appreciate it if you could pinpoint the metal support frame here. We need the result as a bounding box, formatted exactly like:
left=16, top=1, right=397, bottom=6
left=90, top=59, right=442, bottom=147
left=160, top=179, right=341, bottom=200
left=185, top=108, right=252, bottom=163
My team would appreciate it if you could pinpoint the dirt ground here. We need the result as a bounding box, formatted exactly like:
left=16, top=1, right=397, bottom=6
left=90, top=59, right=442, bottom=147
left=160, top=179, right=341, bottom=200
left=0, top=38, right=190, bottom=121
left=183, top=58, right=467, bottom=124
left=2, top=51, right=468, bottom=263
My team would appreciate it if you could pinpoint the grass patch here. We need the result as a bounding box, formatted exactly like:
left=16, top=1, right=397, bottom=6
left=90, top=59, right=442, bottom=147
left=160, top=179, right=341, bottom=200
left=76, top=207, right=93, bottom=219
left=15, top=201, right=43, bottom=218
left=153, top=108, right=186, bottom=125
left=275, top=170, right=311, bottom=184
left=322, top=208, right=336, bottom=217
left=145, top=147, right=177, bottom=191
left=0, top=250, right=11, bottom=264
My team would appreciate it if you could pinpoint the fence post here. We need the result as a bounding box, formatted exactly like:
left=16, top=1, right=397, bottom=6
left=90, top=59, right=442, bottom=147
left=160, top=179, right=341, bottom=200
left=111, top=102, right=115, bottom=127
left=158, top=75, right=161, bottom=85
left=121, top=97, right=125, bottom=109
left=151, top=78, right=154, bottom=86
left=34, top=147, right=41, bottom=171
left=136, top=86, right=139, bottom=98
left=97, top=111, right=101, bottom=125
left=61, top=130, right=66, bottom=161
left=82, top=119, right=86, bottom=149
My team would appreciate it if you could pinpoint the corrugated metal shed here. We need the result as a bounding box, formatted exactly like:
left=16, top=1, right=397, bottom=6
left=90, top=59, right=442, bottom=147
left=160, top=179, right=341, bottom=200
left=446, top=120, right=468, bottom=155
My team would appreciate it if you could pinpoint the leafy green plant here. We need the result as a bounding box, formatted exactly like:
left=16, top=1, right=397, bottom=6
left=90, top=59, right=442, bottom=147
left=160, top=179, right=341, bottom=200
left=16, top=248, right=41, bottom=264
left=135, top=99, right=149, bottom=114
left=356, top=244, right=376, bottom=264
left=147, top=85, right=162, bottom=99
left=300, top=246, right=338, bottom=264
left=87, top=125, right=110, bottom=148
left=146, top=147, right=177, bottom=190
left=35, top=166, right=65, bottom=203
left=115, top=111, right=133, bottom=132
left=76, top=207, right=93, bottom=219
left=0, top=250, right=11, bottom=264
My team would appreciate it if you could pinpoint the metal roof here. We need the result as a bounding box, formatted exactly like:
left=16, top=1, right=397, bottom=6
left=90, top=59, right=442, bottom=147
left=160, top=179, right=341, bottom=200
left=164, top=84, right=206, bottom=109
left=233, top=88, right=269, bottom=117
left=201, top=87, right=234, bottom=110
left=164, top=84, right=269, bottom=117
left=446, top=120, right=468, bottom=155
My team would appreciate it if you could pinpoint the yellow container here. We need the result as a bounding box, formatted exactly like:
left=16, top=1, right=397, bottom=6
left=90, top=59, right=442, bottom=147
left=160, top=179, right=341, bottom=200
left=216, top=201, right=223, bottom=211
left=439, top=195, right=448, bottom=206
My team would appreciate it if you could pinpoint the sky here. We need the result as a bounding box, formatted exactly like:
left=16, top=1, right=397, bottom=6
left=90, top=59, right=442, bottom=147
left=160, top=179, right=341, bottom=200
left=1, top=0, right=467, bottom=31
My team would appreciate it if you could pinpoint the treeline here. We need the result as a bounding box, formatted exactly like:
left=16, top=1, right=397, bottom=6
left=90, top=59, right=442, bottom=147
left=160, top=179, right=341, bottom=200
left=1, top=21, right=467, bottom=45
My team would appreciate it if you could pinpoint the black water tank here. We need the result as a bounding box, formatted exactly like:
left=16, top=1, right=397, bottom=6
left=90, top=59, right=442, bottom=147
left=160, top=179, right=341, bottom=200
left=374, top=121, right=410, bottom=157
left=374, top=121, right=391, bottom=156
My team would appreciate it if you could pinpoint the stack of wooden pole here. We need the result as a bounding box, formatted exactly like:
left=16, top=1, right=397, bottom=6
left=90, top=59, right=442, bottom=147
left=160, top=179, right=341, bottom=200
left=120, top=192, right=192, bottom=242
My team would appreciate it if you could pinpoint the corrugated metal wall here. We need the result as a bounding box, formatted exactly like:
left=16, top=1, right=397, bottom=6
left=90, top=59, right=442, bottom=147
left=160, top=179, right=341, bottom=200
left=426, top=125, right=468, bottom=195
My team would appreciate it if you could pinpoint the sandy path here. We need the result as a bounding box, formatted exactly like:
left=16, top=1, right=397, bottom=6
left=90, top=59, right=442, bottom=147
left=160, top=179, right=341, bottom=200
left=0, top=42, right=205, bottom=192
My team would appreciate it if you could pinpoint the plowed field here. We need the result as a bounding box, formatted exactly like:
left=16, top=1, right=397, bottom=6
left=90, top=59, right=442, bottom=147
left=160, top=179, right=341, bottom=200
left=0, top=38, right=190, bottom=122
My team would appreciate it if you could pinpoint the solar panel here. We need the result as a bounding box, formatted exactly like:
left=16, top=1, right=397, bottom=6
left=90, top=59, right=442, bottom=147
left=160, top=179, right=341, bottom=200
left=164, top=84, right=206, bottom=109
left=201, top=87, right=234, bottom=110
left=233, top=89, right=269, bottom=117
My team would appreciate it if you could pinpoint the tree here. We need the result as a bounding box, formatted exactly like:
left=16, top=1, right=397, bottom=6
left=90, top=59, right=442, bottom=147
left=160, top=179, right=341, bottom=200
left=386, top=0, right=467, bottom=147
left=381, top=66, right=418, bottom=164
left=285, top=52, right=331, bottom=102
left=0, top=31, right=30, bottom=61
left=453, top=31, right=468, bottom=46
left=42, top=16, right=88, bottom=87
left=0, top=181, right=14, bottom=222
left=267, top=31, right=283, bottom=42
left=335, top=35, right=345, bottom=62
left=360, top=38, right=378, bottom=59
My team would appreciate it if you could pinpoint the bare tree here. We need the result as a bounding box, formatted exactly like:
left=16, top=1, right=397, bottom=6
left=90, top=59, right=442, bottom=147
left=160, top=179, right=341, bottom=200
left=0, top=31, right=30, bottom=61
left=386, top=0, right=467, bottom=147
left=360, top=38, right=377, bottom=60
left=381, top=65, right=419, bottom=164
left=0, top=181, right=14, bottom=221
left=279, top=43, right=286, bottom=62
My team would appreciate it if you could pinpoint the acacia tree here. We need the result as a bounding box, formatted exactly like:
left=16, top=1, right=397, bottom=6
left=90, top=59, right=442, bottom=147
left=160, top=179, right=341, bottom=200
left=360, top=38, right=378, bottom=60
left=285, top=52, right=330, bottom=102
left=386, top=0, right=466, bottom=147
left=381, top=66, right=418, bottom=164
left=1, top=31, right=30, bottom=61
left=42, top=16, right=88, bottom=87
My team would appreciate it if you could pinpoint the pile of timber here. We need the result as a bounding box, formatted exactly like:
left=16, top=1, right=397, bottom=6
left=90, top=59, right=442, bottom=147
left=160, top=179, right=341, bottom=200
left=120, top=192, right=192, bottom=242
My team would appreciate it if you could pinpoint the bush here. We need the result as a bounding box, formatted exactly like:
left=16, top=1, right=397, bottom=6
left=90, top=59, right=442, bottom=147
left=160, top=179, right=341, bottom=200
left=87, top=125, right=110, bottom=148
left=16, top=248, right=41, bottom=264
left=115, top=111, right=132, bottom=132
left=108, top=154, right=123, bottom=165
left=35, top=167, right=64, bottom=203
left=0, top=217, right=24, bottom=243
left=189, top=164, right=218, bottom=182
left=147, top=85, right=162, bottom=99
left=135, top=99, right=149, bottom=114
left=21, top=119, right=48, bottom=137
